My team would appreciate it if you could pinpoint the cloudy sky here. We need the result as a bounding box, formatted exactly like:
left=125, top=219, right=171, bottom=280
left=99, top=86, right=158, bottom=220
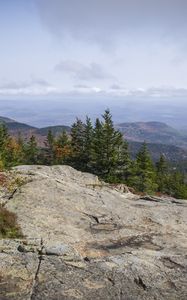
left=1, top=0, right=187, bottom=101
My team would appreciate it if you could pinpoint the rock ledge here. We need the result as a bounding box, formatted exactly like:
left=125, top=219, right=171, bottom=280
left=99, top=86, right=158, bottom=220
left=0, top=165, right=187, bottom=300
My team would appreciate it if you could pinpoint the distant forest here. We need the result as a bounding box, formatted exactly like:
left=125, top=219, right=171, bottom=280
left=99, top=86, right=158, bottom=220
left=0, top=110, right=186, bottom=199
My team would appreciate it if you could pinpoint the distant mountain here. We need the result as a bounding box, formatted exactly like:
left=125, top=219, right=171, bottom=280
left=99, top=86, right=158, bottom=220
left=0, top=116, right=71, bottom=145
left=116, top=121, right=187, bottom=149
left=0, top=116, right=15, bottom=123
left=129, top=140, right=187, bottom=160
left=37, top=125, right=71, bottom=136
left=0, top=116, right=71, bottom=136
left=0, top=116, right=36, bottom=132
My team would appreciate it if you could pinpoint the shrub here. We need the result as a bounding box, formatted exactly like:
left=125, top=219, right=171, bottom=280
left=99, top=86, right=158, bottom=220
left=0, top=205, right=23, bottom=238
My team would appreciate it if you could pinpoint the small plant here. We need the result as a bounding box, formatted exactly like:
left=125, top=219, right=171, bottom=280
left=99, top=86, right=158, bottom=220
left=0, top=205, right=23, bottom=239
left=7, top=176, right=27, bottom=193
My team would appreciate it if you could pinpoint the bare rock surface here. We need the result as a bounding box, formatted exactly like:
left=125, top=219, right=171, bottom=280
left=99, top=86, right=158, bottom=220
left=0, top=165, right=187, bottom=299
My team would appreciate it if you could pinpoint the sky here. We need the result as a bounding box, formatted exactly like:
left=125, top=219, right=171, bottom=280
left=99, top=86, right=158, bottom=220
left=0, top=0, right=187, bottom=127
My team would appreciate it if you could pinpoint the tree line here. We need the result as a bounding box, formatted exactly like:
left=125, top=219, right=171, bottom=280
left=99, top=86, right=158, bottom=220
left=0, top=109, right=186, bottom=199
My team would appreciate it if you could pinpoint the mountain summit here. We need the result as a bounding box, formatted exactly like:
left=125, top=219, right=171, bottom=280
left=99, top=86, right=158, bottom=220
left=0, top=165, right=187, bottom=299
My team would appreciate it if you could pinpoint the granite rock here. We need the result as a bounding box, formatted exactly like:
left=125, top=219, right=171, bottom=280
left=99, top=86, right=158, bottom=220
left=0, top=165, right=186, bottom=299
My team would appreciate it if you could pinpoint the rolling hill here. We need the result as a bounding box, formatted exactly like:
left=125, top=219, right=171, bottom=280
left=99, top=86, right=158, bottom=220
left=0, top=116, right=36, bottom=132
left=128, top=140, right=187, bottom=166
left=37, top=125, right=71, bottom=136
left=0, top=116, right=70, bottom=143
left=116, top=121, right=187, bottom=149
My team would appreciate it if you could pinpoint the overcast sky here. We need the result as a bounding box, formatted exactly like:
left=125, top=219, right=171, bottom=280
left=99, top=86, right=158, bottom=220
left=1, top=0, right=187, bottom=101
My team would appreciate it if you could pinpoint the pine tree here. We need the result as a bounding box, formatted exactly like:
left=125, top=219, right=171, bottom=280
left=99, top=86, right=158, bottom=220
left=129, top=142, right=157, bottom=193
left=70, top=118, right=86, bottom=170
left=56, top=131, right=69, bottom=148
left=90, top=118, right=104, bottom=175
left=26, top=135, right=38, bottom=164
left=90, top=109, right=126, bottom=181
left=45, top=130, right=55, bottom=165
left=17, top=132, right=25, bottom=150
left=0, top=124, right=10, bottom=168
left=168, top=171, right=187, bottom=199
left=156, top=154, right=169, bottom=194
left=117, top=140, right=132, bottom=182
left=83, top=116, right=94, bottom=171
left=16, top=133, right=26, bottom=164
left=102, top=109, right=127, bottom=180
left=0, top=124, right=8, bottom=149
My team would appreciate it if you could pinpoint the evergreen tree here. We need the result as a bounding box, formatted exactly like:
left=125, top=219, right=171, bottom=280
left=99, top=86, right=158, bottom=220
left=16, top=133, right=26, bottom=164
left=117, top=140, right=132, bottom=182
left=0, top=111, right=186, bottom=200
left=83, top=117, right=94, bottom=171
left=56, top=131, right=69, bottom=148
left=17, top=132, right=25, bottom=150
left=70, top=118, right=86, bottom=170
left=45, top=130, right=55, bottom=165
left=168, top=171, right=187, bottom=199
left=0, top=124, right=9, bottom=168
left=90, top=118, right=104, bottom=175
left=129, top=142, right=157, bottom=193
left=0, top=124, right=9, bottom=150
left=26, top=135, right=38, bottom=164
left=156, top=154, right=169, bottom=194
left=46, top=129, right=54, bottom=149
left=90, top=109, right=126, bottom=181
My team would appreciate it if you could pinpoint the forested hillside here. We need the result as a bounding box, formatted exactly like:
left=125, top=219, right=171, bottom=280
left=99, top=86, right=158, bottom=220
left=0, top=110, right=186, bottom=199
left=116, top=121, right=187, bottom=149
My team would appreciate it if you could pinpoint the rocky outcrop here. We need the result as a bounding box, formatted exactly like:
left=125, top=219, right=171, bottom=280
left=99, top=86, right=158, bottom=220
left=0, top=165, right=187, bottom=300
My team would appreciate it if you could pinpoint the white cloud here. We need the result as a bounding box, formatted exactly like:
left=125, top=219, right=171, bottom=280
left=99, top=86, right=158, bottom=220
left=1, top=79, right=187, bottom=100
left=55, top=60, right=113, bottom=80
left=1, top=0, right=187, bottom=100
left=0, top=79, right=57, bottom=96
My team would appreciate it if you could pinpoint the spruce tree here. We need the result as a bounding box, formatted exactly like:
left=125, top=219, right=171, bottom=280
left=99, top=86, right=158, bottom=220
left=101, top=109, right=127, bottom=181
left=156, top=154, right=169, bottom=194
left=129, top=142, right=157, bottom=193
left=26, top=135, right=38, bottom=164
left=83, top=116, right=94, bottom=171
left=70, top=118, right=86, bottom=170
left=56, top=130, right=69, bottom=148
left=90, top=118, right=104, bottom=175
left=168, top=171, right=187, bottom=199
left=90, top=109, right=126, bottom=181
left=117, top=140, right=132, bottom=182
left=0, top=124, right=9, bottom=168
left=45, top=130, right=55, bottom=165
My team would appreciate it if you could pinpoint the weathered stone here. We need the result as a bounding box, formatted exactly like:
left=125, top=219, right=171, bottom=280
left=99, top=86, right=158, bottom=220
left=0, top=165, right=186, bottom=299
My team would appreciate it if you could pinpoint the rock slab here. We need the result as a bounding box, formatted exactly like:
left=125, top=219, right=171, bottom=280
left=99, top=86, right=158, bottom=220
left=0, top=165, right=187, bottom=299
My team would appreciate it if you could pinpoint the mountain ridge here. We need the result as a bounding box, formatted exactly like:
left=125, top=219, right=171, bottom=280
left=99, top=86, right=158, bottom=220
left=116, top=121, right=187, bottom=148
left=0, top=116, right=187, bottom=168
left=0, top=116, right=36, bottom=132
